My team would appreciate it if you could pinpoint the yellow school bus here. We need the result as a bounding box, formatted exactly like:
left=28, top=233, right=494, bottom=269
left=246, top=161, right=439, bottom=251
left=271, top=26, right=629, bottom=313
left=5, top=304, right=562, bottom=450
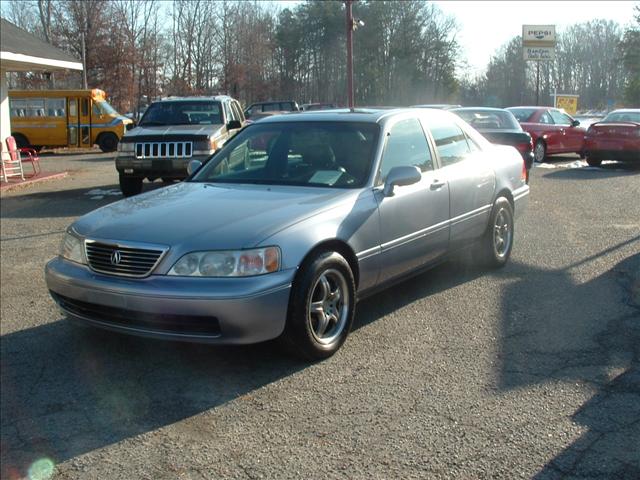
left=8, top=89, right=133, bottom=152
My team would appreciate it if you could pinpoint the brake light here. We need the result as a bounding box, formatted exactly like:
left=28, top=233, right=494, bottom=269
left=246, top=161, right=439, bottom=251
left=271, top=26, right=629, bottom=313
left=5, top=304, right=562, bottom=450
left=521, top=159, right=528, bottom=182
left=515, top=142, right=531, bottom=153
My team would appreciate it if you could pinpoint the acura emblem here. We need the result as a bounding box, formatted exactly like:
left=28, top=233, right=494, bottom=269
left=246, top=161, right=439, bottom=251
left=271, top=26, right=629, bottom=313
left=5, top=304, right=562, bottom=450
left=111, top=250, right=122, bottom=265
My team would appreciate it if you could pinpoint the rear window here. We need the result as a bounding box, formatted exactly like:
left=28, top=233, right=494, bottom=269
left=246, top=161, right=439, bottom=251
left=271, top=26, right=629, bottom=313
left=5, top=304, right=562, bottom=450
left=139, top=101, right=223, bottom=126
left=508, top=108, right=536, bottom=122
left=603, top=111, right=640, bottom=123
left=454, top=109, right=521, bottom=130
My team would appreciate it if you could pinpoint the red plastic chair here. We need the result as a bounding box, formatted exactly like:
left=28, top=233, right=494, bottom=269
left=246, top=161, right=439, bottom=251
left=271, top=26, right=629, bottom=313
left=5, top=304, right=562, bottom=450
left=5, top=136, right=41, bottom=178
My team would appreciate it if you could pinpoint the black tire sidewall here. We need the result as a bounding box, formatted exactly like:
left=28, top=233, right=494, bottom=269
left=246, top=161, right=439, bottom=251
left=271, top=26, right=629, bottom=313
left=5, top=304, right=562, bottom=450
left=483, top=197, right=514, bottom=268
left=283, top=251, right=355, bottom=360
left=119, top=175, right=143, bottom=196
left=99, top=133, right=119, bottom=153
left=534, top=140, right=546, bottom=163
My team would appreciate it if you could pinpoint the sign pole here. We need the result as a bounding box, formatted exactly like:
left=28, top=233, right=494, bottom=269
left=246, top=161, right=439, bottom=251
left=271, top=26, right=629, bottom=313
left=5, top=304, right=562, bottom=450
left=535, top=61, right=540, bottom=106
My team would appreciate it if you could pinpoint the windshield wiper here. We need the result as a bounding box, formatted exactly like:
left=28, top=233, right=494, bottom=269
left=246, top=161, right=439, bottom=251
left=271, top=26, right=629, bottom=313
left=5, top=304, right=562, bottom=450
left=139, top=121, right=166, bottom=126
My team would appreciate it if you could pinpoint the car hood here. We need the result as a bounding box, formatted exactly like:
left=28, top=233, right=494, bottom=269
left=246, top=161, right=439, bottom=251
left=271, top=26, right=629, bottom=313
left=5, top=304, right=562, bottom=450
left=122, top=124, right=224, bottom=140
left=73, top=182, right=359, bottom=251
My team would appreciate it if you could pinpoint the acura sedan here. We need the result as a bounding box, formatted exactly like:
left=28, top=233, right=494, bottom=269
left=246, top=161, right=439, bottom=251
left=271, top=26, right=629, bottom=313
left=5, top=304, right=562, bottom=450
left=46, top=109, right=529, bottom=359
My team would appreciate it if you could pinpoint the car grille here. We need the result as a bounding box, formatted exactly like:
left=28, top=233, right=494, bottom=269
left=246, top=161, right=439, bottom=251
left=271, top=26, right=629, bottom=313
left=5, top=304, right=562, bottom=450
left=85, top=241, right=167, bottom=278
left=51, top=292, right=221, bottom=336
left=135, top=141, right=192, bottom=158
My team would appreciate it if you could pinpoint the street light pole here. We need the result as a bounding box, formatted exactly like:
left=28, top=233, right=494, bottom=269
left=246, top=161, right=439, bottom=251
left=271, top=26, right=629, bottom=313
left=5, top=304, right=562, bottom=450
left=345, top=0, right=354, bottom=109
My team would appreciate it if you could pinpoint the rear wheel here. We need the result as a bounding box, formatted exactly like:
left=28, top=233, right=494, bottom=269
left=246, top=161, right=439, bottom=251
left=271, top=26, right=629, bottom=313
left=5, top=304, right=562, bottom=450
left=534, top=140, right=546, bottom=163
left=12, top=133, right=29, bottom=149
left=98, top=133, right=119, bottom=153
left=280, top=251, right=355, bottom=360
left=119, top=175, right=143, bottom=197
left=477, top=197, right=514, bottom=269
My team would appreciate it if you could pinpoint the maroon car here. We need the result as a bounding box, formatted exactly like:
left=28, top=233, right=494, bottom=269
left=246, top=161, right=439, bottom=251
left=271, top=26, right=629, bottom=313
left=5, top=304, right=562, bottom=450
left=584, top=109, right=640, bottom=166
left=507, top=106, right=586, bottom=163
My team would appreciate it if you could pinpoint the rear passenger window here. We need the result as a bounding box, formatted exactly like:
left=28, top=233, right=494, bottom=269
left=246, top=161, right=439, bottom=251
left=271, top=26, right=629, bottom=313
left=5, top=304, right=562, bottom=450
left=427, top=121, right=472, bottom=167
left=379, top=118, right=433, bottom=182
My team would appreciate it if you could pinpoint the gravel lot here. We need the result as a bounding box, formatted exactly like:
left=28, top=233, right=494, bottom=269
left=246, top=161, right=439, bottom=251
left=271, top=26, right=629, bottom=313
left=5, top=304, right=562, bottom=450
left=1, top=152, right=639, bottom=479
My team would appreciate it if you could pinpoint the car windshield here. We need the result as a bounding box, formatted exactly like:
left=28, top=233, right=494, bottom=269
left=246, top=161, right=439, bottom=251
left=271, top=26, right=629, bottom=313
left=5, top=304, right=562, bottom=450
left=139, top=101, right=223, bottom=126
left=191, top=121, right=379, bottom=188
left=454, top=109, right=521, bottom=130
left=603, top=111, right=640, bottom=123
left=508, top=108, right=537, bottom=122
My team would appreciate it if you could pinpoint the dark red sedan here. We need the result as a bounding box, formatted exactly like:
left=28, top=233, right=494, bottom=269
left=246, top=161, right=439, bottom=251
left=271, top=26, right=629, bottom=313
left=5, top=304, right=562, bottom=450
left=584, top=109, right=640, bottom=166
left=507, top=106, right=586, bottom=163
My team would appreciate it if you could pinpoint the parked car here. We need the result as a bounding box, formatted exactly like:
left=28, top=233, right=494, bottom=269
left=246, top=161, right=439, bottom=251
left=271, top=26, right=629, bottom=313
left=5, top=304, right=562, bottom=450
left=46, top=108, right=529, bottom=359
left=413, top=104, right=462, bottom=110
left=452, top=107, right=534, bottom=183
left=115, top=95, right=246, bottom=196
left=583, top=109, right=640, bottom=166
left=244, top=100, right=299, bottom=120
left=506, top=106, right=586, bottom=163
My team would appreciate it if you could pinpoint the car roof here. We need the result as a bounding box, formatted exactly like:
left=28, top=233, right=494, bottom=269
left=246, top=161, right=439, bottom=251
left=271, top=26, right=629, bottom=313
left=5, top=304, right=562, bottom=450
left=452, top=107, right=510, bottom=112
left=155, top=96, right=232, bottom=103
left=250, top=100, right=296, bottom=105
left=608, top=108, right=640, bottom=114
left=255, top=107, right=453, bottom=125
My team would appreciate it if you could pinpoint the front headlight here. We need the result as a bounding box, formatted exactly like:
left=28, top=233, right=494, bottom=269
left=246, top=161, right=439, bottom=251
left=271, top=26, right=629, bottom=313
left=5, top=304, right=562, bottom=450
left=168, top=247, right=280, bottom=277
left=60, top=229, right=86, bottom=264
left=117, top=142, right=135, bottom=153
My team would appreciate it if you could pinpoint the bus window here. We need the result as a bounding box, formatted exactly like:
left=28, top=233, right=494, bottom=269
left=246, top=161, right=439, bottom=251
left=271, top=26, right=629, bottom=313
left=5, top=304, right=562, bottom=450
left=81, top=98, right=89, bottom=117
left=45, top=98, right=66, bottom=117
left=69, top=99, right=77, bottom=117
left=9, top=98, right=26, bottom=117
left=26, top=98, right=45, bottom=117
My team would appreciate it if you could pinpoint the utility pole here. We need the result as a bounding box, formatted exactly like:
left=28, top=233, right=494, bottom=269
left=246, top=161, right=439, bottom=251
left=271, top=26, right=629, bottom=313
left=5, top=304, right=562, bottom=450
left=345, top=0, right=354, bottom=109
left=81, top=32, right=88, bottom=89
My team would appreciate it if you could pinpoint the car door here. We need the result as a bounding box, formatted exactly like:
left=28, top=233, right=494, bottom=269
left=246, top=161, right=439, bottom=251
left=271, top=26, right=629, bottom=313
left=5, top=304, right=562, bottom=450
left=422, top=117, right=495, bottom=247
left=537, top=109, right=564, bottom=153
left=549, top=109, right=584, bottom=153
left=375, top=116, right=450, bottom=283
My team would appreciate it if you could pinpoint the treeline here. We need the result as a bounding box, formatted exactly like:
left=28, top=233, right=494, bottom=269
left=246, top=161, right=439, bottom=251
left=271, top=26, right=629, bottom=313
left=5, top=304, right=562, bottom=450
left=3, top=0, right=639, bottom=113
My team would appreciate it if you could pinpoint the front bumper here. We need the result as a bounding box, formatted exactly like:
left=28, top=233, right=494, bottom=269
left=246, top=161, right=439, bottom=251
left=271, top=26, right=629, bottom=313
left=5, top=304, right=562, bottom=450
left=116, top=154, right=212, bottom=178
left=45, top=257, right=295, bottom=344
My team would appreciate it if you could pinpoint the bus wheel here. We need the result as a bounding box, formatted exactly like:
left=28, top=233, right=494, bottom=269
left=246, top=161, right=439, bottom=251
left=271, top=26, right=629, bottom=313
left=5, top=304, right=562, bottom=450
left=98, top=133, right=119, bottom=153
left=12, top=133, right=29, bottom=149
left=119, top=175, right=143, bottom=197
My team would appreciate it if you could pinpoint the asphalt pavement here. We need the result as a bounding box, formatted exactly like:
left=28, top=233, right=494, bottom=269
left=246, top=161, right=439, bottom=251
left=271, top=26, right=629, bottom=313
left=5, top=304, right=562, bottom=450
left=1, top=152, right=639, bottom=479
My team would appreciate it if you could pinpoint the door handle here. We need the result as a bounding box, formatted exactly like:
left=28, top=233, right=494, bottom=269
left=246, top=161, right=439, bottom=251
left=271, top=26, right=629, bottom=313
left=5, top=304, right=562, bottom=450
left=430, top=180, right=445, bottom=190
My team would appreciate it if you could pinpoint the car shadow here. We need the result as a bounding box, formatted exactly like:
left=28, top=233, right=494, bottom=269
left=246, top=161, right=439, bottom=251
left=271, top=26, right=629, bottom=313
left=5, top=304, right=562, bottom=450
left=0, top=183, right=167, bottom=220
left=0, top=254, right=486, bottom=478
left=498, top=248, right=640, bottom=478
left=542, top=162, right=640, bottom=180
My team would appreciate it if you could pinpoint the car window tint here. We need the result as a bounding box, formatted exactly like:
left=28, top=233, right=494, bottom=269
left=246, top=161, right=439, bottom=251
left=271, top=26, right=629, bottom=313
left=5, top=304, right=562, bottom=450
left=379, top=118, right=433, bottom=181
left=263, top=103, right=280, bottom=112
left=508, top=108, right=536, bottom=122
left=426, top=120, right=471, bottom=167
left=549, top=110, right=571, bottom=125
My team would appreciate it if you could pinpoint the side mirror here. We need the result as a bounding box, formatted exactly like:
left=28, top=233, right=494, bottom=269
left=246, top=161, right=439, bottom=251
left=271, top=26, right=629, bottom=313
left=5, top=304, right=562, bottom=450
left=382, top=166, right=422, bottom=197
left=187, top=159, right=203, bottom=176
left=571, top=119, right=580, bottom=127
left=227, top=120, right=242, bottom=130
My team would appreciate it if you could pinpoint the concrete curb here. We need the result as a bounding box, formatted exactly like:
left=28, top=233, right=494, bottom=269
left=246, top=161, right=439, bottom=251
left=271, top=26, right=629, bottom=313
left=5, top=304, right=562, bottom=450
left=0, top=172, right=68, bottom=193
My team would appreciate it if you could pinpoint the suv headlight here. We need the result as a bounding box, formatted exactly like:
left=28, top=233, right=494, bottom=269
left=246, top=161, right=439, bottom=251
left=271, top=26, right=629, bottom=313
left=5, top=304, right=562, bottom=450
left=168, top=247, right=280, bottom=277
left=118, top=142, right=135, bottom=153
left=60, top=229, right=86, bottom=264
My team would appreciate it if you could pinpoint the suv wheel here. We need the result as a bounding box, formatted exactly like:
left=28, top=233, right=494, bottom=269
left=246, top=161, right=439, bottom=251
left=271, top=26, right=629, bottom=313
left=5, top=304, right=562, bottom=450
left=119, top=175, right=143, bottom=197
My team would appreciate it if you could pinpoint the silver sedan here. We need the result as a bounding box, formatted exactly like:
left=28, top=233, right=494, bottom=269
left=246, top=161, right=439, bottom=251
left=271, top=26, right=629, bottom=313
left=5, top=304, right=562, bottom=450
left=46, top=109, right=529, bottom=359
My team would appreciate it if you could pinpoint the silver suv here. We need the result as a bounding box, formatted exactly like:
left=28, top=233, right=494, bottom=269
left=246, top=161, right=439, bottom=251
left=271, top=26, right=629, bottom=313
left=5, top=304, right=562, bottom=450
left=116, top=96, right=246, bottom=196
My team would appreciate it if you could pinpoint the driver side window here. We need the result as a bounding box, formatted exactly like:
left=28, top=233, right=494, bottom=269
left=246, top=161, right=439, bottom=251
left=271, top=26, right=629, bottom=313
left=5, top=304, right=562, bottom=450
left=379, top=118, right=433, bottom=183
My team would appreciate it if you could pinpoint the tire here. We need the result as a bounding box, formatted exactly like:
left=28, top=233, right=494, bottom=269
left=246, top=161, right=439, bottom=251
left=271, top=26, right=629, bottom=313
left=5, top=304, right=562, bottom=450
left=119, top=175, right=143, bottom=197
left=586, top=155, right=602, bottom=167
left=98, top=133, right=119, bottom=153
left=477, top=197, right=514, bottom=269
left=280, top=251, right=356, bottom=360
left=534, top=140, right=546, bottom=163
left=161, top=177, right=175, bottom=183
left=12, top=133, right=29, bottom=149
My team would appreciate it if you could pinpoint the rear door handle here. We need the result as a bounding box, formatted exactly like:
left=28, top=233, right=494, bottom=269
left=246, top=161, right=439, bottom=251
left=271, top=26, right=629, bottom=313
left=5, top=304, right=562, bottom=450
left=430, top=180, right=446, bottom=190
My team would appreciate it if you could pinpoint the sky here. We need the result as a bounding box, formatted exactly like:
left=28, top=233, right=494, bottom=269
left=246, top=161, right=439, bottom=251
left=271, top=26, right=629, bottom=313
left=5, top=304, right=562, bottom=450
left=432, top=1, right=637, bottom=76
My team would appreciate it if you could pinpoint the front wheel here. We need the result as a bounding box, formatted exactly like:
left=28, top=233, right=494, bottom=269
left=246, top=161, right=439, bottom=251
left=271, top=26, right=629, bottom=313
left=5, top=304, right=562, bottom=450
left=98, top=133, right=119, bottom=153
left=534, top=140, right=546, bottom=163
left=280, top=251, right=355, bottom=360
left=119, top=175, right=143, bottom=197
left=477, top=197, right=514, bottom=269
